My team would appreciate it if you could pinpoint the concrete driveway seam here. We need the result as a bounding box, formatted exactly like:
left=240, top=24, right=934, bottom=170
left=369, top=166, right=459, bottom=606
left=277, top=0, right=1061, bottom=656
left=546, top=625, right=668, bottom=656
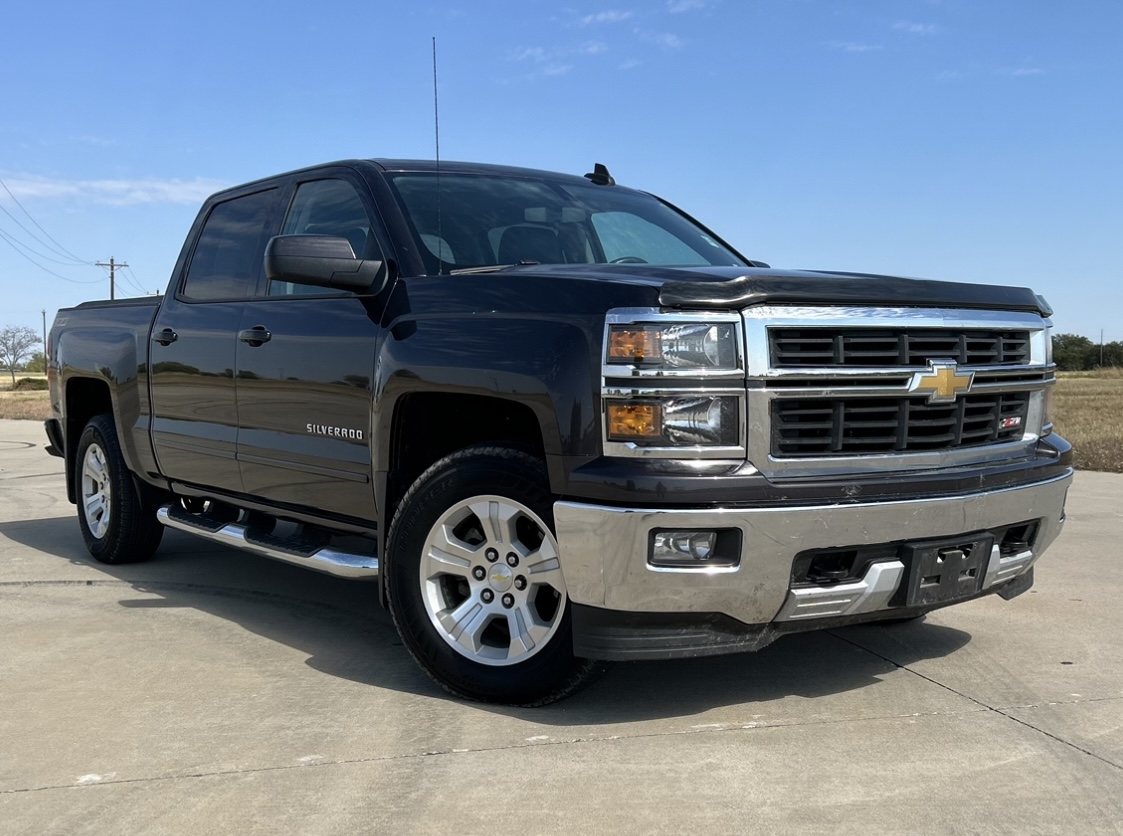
left=829, top=630, right=1123, bottom=772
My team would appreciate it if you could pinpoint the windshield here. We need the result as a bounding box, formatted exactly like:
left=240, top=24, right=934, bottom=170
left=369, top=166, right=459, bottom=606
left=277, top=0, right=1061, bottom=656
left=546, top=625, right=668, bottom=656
left=385, top=172, right=746, bottom=274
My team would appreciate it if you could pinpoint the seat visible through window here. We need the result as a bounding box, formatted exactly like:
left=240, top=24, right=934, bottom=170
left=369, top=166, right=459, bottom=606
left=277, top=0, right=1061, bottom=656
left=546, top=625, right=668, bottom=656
left=497, top=226, right=562, bottom=265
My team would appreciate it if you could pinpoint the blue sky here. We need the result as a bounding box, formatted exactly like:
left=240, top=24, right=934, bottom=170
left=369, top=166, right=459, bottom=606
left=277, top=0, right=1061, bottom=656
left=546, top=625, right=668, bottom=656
left=2, top=0, right=1121, bottom=343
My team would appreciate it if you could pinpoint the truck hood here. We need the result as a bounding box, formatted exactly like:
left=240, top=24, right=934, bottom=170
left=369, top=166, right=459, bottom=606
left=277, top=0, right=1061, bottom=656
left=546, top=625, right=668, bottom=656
left=516, top=264, right=1049, bottom=316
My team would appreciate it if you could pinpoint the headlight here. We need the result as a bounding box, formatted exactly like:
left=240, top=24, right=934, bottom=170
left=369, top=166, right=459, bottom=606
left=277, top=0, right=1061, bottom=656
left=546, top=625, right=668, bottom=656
left=601, top=309, right=747, bottom=458
left=605, top=396, right=740, bottom=447
left=607, top=322, right=739, bottom=372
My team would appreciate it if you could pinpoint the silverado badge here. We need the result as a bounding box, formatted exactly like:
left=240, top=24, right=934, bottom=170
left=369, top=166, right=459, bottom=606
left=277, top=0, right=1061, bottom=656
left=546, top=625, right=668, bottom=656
left=909, top=360, right=975, bottom=404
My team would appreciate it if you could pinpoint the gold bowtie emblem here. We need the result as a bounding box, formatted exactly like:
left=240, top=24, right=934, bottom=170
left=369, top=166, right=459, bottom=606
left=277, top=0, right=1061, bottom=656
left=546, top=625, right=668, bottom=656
left=910, top=361, right=974, bottom=403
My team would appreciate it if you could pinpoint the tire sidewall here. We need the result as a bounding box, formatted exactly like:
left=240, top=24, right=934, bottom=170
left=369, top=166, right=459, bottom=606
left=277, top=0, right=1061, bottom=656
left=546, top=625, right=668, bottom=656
left=76, top=418, right=123, bottom=560
left=74, top=414, right=162, bottom=564
left=386, top=448, right=582, bottom=704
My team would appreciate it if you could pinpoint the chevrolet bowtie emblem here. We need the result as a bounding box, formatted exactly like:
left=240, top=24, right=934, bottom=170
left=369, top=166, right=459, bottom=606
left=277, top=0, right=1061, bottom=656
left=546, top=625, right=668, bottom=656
left=910, top=360, right=974, bottom=403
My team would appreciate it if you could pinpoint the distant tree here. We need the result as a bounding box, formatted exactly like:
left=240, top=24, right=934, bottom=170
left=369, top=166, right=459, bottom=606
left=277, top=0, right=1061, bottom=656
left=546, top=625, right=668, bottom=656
left=23, top=351, right=47, bottom=374
left=1101, top=341, right=1123, bottom=368
left=1052, top=333, right=1096, bottom=371
left=0, top=325, right=40, bottom=386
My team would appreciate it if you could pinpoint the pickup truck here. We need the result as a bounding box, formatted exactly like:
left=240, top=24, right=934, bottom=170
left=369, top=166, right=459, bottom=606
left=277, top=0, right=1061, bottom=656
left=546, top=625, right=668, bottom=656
left=45, top=158, right=1073, bottom=705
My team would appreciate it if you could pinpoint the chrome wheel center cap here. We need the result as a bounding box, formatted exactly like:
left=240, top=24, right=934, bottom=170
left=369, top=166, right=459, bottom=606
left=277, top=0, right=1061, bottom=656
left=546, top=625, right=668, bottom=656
left=487, top=563, right=514, bottom=592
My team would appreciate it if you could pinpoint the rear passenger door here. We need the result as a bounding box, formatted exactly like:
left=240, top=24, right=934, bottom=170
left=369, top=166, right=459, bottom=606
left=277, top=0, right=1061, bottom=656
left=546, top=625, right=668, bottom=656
left=149, top=186, right=282, bottom=492
left=234, top=172, right=388, bottom=521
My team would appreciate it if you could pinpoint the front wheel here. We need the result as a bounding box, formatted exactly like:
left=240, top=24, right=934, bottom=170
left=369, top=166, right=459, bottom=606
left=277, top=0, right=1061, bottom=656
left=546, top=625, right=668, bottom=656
left=75, top=414, right=163, bottom=564
left=385, top=445, right=605, bottom=705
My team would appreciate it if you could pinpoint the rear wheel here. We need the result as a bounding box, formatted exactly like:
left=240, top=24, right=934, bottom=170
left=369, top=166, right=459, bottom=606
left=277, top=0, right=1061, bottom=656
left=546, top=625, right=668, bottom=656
left=75, top=414, right=163, bottom=564
left=386, top=445, right=605, bottom=705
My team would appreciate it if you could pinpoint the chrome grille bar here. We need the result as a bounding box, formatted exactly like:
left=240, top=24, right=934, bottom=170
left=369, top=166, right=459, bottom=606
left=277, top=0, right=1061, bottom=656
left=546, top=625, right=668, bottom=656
left=743, top=306, right=1054, bottom=478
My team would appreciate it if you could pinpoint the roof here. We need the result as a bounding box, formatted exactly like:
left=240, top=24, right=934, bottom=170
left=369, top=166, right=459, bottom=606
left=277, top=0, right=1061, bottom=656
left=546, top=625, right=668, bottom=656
left=369, top=158, right=598, bottom=186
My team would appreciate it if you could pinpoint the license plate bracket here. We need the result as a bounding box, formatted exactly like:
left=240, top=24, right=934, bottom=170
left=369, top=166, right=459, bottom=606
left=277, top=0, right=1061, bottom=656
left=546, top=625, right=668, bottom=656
left=901, top=534, right=993, bottom=607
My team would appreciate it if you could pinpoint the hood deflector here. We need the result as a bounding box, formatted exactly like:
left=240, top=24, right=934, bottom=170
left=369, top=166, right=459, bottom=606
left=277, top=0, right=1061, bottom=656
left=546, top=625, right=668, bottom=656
left=658, top=271, right=1048, bottom=316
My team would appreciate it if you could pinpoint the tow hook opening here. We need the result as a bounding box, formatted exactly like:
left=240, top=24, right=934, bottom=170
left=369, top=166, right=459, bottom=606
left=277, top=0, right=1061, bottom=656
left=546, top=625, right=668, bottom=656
left=998, top=521, right=1038, bottom=557
left=792, top=544, right=898, bottom=587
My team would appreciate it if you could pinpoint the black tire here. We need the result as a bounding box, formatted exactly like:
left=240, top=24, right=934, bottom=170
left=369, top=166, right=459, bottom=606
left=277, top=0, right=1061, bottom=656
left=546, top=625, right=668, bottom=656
left=385, top=445, right=607, bottom=706
left=75, top=414, right=164, bottom=564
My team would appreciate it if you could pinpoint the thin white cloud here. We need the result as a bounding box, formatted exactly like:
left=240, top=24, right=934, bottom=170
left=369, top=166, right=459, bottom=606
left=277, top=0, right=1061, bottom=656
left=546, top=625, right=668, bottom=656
left=0, top=175, right=227, bottom=206
left=999, top=66, right=1045, bottom=77
left=667, top=0, right=706, bottom=12
left=73, top=136, right=115, bottom=148
left=893, top=21, right=941, bottom=35
left=511, top=41, right=608, bottom=65
left=641, top=31, right=685, bottom=49
left=580, top=10, right=633, bottom=25
left=578, top=40, right=609, bottom=55
left=619, top=59, right=642, bottom=70
left=828, top=41, right=883, bottom=53
left=507, top=41, right=605, bottom=81
left=511, top=46, right=548, bottom=62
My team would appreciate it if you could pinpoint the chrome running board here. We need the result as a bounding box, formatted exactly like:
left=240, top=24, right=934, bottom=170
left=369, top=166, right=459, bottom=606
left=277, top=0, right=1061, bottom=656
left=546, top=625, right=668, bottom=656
left=156, top=504, right=379, bottom=580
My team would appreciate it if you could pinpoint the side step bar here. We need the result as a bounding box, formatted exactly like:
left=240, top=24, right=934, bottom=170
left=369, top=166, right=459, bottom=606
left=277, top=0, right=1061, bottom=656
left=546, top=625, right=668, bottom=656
left=156, top=504, right=379, bottom=580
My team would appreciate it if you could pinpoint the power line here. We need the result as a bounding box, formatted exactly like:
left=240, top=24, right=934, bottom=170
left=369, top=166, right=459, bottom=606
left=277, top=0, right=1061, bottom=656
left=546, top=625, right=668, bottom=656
left=120, top=265, right=144, bottom=294
left=0, top=200, right=90, bottom=266
left=0, top=223, right=92, bottom=267
left=120, top=264, right=148, bottom=296
left=0, top=226, right=104, bottom=284
left=0, top=176, right=91, bottom=264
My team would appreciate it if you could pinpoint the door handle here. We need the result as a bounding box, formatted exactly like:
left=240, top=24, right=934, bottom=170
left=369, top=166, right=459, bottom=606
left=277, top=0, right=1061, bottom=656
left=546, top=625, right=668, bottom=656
left=152, top=328, right=178, bottom=346
left=238, top=326, right=272, bottom=346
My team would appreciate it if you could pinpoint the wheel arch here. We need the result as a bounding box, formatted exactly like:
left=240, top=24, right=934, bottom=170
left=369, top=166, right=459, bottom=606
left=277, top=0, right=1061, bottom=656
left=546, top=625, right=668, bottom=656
left=382, top=392, right=547, bottom=528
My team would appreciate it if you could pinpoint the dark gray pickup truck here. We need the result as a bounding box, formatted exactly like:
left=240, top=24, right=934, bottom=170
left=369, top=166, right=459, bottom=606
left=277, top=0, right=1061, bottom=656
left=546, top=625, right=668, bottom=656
left=46, top=159, right=1072, bottom=704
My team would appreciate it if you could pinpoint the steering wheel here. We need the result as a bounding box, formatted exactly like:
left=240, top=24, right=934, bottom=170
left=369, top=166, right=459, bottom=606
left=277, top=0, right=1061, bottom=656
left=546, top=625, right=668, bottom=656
left=609, top=256, right=649, bottom=264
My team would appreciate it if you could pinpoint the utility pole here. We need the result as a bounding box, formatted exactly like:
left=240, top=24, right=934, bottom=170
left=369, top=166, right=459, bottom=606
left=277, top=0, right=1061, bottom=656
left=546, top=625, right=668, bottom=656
left=95, top=257, right=128, bottom=300
left=41, top=309, right=46, bottom=357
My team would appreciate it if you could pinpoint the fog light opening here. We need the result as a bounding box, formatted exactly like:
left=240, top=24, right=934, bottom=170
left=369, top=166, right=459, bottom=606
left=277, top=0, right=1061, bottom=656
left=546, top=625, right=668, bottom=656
left=649, top=529, right=741, bottom=570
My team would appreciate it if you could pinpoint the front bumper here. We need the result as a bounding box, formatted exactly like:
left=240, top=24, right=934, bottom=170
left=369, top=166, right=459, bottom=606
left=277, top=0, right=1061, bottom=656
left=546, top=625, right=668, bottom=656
left=554, top=470, right=1071, bottom=657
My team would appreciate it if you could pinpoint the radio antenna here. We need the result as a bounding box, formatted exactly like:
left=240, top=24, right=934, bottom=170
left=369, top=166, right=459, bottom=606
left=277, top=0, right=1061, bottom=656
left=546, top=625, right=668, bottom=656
left=432, top=36, right=444, bottom=274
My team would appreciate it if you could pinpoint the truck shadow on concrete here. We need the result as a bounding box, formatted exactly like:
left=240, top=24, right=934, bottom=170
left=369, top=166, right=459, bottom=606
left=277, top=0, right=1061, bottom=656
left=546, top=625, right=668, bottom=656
left=2, top=515, right=973, bottom=724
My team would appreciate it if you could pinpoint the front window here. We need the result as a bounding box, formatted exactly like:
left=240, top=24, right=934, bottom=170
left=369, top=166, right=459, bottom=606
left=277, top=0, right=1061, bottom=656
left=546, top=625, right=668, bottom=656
left=272, top=178, right=384, bottom=296
left=385, top=173, right=745, bottom=274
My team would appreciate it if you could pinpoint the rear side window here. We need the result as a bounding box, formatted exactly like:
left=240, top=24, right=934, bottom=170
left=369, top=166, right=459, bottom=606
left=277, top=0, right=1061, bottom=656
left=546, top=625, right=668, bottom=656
left=182, top=189, right=276, bottom=301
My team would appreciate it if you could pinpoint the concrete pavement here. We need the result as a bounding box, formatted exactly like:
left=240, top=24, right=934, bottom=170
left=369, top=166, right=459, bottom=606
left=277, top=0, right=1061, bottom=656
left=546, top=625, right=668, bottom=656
left=1, top=418, right=1120, bottom=834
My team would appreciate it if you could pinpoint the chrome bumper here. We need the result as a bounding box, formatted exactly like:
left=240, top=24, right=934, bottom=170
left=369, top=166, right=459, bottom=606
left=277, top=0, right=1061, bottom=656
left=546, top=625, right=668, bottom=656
left=553, top=470, right=1072, bottom=626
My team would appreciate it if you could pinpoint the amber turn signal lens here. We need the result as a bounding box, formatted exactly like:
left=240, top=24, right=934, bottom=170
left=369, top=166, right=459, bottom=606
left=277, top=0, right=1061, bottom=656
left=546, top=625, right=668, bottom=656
left=608, top=329, right=661, bottom=363
left=606, top=403, right=663, bottom=439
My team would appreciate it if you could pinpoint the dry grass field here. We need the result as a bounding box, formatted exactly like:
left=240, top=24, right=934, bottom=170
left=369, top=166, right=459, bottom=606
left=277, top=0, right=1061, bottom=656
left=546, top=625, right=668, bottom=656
left=3, top=370, right=1121, bottom=472
left=0, top=373, right=50, bottom=422
left=1052, top=368, right=1123, bottom=472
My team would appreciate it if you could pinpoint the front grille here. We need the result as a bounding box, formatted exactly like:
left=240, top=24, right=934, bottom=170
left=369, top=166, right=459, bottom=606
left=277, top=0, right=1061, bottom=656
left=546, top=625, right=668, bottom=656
left=770, top=328, right=1031, bottom=368
left=772, top=392, right=1030, bottom=456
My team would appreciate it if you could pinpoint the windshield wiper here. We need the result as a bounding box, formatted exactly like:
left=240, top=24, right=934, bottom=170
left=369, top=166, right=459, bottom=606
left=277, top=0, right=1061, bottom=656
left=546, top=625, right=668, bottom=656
left=448, top=263, right=532, bottom=275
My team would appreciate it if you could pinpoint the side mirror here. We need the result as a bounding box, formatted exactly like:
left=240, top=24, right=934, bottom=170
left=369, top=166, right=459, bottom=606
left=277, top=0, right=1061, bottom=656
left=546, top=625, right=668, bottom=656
left=264, top=235, right=391, bottom=293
